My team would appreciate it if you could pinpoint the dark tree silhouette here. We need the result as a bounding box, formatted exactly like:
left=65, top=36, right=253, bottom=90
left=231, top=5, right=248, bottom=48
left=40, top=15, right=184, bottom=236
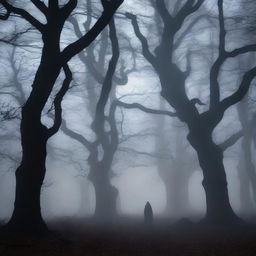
left=128, top=96, right=243, bottom=219
left=87, top=17, right=120, bottom=220
left=61, top=0, right=135, bottom=220
left=237, top=96, right=256, bottom=215
left=61, top=17, right=120, bottom=220
left=0, top=0, right=123, bottom=234
left=127, top=0, right=256, bottom=224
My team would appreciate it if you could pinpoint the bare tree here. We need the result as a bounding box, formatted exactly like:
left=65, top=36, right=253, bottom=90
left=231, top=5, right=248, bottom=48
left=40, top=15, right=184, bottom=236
left=0, top=0, right=123, bottom=234
left=126, top=0, right=256, bottom=224
left=60, top=0, right=136, bottom=220
left=237, top=95, right=256, bottom=215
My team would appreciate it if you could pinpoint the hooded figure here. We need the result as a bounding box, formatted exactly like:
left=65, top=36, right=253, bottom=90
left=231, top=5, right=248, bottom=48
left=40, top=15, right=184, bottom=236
left=144, top=201, right=153, bottom=224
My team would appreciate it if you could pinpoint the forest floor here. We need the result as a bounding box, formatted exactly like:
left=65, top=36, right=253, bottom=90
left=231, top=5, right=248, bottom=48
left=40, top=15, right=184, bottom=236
left=0, top=217, right=256, bottom=256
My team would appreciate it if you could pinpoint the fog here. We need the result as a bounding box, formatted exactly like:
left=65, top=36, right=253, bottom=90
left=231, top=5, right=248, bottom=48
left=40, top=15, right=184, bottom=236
left=0, top=1, right=256, bottom=254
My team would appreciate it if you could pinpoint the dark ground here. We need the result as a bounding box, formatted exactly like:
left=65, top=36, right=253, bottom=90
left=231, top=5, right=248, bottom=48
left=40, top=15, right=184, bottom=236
left=0, top=217, right=256, bottom=256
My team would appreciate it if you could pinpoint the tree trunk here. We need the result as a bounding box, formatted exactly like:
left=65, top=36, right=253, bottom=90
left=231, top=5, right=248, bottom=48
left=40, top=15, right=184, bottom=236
left=5, top=50, right=62, bottom=234
left=188, top=130, right=240, bottom=224
left=159, top=67, right=239, bottom=224
left=90, top=171, right=118, bottom=221
left=165, top=170, right=192, bottom=218
left=158, top=160, right=192, bottom=218
left=7, top=121, right=48, bottom=234
left=93, top=178, right=118, bottom=221
left=157, top=67, right=240, bottom=224
left=237, top=161, right=254, bottom=215
left=89, top=160, right=118, bottom=222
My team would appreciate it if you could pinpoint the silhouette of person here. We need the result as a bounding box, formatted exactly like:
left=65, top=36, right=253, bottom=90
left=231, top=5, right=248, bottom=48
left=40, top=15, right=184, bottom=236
left=144, top=201, right=153, bottom=224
